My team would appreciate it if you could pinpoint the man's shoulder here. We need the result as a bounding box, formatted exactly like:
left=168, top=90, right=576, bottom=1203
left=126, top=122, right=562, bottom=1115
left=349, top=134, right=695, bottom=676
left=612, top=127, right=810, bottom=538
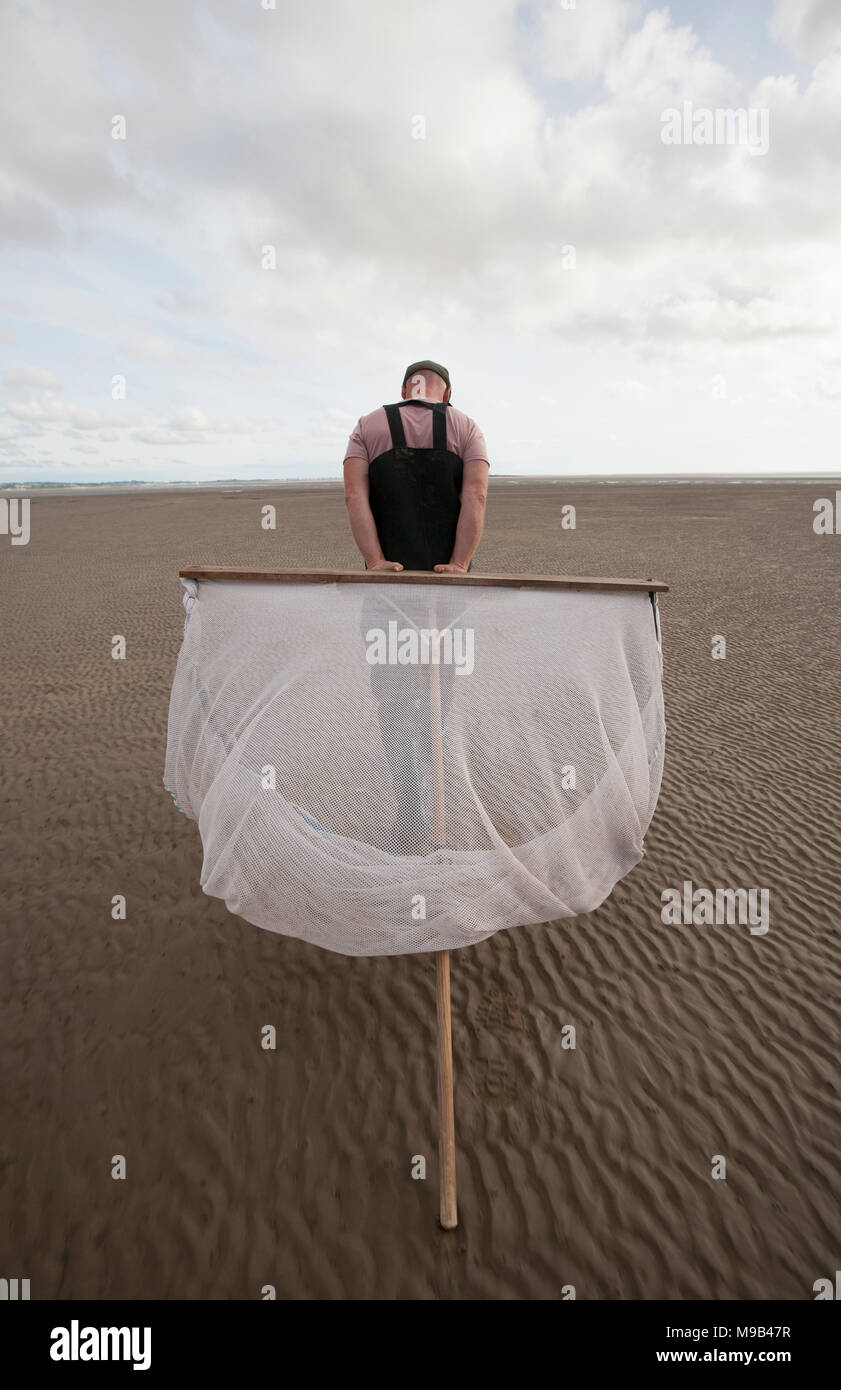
left=446, top=404, right=478, bottom=428
left=357, top=404, right=389, bottom=427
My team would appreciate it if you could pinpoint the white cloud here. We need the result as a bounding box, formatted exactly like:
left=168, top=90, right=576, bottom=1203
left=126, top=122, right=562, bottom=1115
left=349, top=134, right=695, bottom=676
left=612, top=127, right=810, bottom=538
left=0, top=418, right=29, bottom=439
left=3, top=366, right=62, bottom=391
left=5, top=396, right=114, bottom=429
left=128, top=409, right=258, bottom=444
left=120, top=333, right=186, bottom=364
left=169, top=406, right=208, bottom=430
left=0, top=0, right=840, bottom=480
left=770, top=0, right=841, bottom=61
left=536, top=0, right=641, bottom=81
left=607, top=379, right=648, bottom=399
left=308, top=407, right=358, bottom=441
left=130, top=428, right=201, bottom=446
left=156, top=287, right=206, bottom=315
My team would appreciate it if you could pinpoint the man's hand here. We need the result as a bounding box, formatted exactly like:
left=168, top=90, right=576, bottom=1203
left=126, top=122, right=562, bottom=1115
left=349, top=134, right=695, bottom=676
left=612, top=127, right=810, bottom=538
left=368, top=560, right=404, bottom=572
left=433, top=562, right=468, bottom=573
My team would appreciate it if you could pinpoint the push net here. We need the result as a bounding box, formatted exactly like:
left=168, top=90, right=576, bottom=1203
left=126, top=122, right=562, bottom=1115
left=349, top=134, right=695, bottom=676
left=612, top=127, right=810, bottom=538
left=164, top=577, right=665, bottom=956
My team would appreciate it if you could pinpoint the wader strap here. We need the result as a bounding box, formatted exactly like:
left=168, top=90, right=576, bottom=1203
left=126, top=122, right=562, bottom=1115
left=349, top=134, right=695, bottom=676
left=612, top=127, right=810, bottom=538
left=384, top=404, right=407, bottom=450
left=384, top=400, right=449, bottom=453
left=431, top=402, right=447, bottom=452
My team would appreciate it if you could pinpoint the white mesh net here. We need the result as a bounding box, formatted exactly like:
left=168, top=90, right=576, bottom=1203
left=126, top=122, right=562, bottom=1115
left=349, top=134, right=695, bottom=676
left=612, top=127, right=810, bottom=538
left=164, top=578, right=665, bottom=956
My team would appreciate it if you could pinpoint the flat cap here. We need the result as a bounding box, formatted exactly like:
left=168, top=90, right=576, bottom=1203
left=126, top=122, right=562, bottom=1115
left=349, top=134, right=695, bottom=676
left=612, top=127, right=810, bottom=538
left=402, top=359, right=451, bottom=390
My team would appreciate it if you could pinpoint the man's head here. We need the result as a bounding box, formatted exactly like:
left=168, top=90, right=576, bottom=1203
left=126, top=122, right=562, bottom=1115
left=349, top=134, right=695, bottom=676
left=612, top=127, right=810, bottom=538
left=401, top=359, right=451, bottom=403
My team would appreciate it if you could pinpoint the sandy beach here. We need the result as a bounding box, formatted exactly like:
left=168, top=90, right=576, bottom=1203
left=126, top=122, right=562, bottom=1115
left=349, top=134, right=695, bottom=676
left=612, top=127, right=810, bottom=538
left=1, top=477, right=839, bottom=1300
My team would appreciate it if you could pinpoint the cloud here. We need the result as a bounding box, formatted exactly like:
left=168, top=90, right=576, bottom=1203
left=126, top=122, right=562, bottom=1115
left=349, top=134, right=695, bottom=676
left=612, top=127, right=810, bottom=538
left=0, top=188, right=65, bottom=249
left=0, top=418, right=32, bottom=439
left=0, top=0, right=840, bottom=481
left=536, top=0, right=641, bottom=82
left=119, top=333, right=186, bottom=364
left=770, top=0, right=841, bottom=62
left=128, top=409, right=258, bottom=444
left=4, top=2, right=839, bottom=346
left=606, top=379, right=649, bottom=399
left=3, top=366, right=62, bottom=391
left=5, top=395, right=114, bottom=429
left=130, top=428, right=199, bottom=446
left=156, top=287, right=206, bottom=315
left=169, top=406, right=208, bottom=430
left=308, top=407, right=358, bottom=441
left=644, top=291, right=834, bottom=342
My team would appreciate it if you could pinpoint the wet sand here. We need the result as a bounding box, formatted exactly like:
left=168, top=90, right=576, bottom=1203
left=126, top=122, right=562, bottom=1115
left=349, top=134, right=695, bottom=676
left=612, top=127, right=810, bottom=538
left=1, top=478, right=839, bottom=1299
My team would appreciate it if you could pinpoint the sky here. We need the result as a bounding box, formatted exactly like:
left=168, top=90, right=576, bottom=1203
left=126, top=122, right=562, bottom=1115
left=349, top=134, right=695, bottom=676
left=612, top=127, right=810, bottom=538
left=1, top=0, right=840, bottom=482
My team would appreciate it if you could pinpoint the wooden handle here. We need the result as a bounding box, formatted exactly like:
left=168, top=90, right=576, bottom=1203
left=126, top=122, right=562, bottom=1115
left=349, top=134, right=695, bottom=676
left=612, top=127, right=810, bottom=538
left=426, top=605, right=447, bottom=852
left=436, top=948, right=458, bottom=1230
left=178, top=565, right=668, bottom=593
left=427, top=602, right=457, bottom=1228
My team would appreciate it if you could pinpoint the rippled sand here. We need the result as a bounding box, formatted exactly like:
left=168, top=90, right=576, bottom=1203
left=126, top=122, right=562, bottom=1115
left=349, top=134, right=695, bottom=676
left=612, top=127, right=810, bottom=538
left=1, top=479, right=839, bottom=1298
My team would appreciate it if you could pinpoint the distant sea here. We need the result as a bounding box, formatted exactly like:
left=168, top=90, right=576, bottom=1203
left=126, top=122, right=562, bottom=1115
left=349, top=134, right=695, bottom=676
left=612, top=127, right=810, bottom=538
left=2, top=474, right=840, bottom=495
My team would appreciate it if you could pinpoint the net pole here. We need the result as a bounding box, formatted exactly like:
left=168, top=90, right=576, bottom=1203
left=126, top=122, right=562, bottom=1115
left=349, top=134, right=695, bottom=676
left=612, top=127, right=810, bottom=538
left=427, top=602, right=457, bottom=1230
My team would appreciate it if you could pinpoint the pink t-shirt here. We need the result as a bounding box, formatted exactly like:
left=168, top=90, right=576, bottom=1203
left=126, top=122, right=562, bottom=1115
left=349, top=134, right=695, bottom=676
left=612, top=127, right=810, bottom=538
left=344, top=403, right=489, bottom=467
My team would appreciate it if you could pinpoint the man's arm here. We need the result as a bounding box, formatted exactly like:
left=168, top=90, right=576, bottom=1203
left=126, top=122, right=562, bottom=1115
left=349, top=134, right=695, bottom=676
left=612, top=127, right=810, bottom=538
left=343, top=457, right=403, bottom=571
left=434, top=458, right=489, bottom=574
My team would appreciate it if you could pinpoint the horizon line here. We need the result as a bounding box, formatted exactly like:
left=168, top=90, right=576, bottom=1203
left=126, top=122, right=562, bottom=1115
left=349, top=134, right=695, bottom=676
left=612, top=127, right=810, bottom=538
left=3, top=471, right=841, bottom=490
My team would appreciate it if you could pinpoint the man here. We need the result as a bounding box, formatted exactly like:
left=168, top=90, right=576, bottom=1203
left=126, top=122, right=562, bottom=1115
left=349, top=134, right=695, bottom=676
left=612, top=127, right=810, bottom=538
left=342, top=361, right=490, bottom=853
left=343, top=359, right=489, bottom=573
